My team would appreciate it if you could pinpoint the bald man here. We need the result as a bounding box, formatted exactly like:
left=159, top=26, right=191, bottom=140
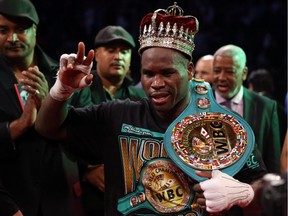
left=195, top=54, right=214, bottom=84
left=213, top=44, right=281, bottom=173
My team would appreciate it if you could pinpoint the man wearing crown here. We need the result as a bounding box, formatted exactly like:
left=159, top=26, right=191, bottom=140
left=35, top=3, right=267, bottom=215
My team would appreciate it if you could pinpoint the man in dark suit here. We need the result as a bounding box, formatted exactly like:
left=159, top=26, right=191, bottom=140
left=0, top=0, right=83, bottom=215
left=212, top=44, right=281, bottom=173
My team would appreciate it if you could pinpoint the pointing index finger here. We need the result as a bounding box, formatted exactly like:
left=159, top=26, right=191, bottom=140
left=76, top=42, right=95, bottom=66
left=76, top=42, right=85, bottom=63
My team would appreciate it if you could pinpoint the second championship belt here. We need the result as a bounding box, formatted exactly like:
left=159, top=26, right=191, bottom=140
left=164, top=79, right=255, bottom=182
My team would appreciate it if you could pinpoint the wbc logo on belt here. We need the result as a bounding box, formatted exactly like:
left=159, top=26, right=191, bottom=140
left=142, top=159, right=192, bottom=213
left=170, top=112, right=248, bottom=170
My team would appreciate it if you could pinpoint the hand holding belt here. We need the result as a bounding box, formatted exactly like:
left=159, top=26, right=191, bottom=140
left=164, top=78, right=255, bottom=182
left=200, top=170, right=254, bottom=212
left=117, top=158, right=203, bottom=215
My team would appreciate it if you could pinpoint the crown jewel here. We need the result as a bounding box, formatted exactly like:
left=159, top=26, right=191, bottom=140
left=139, top=2, right=199, bottom=59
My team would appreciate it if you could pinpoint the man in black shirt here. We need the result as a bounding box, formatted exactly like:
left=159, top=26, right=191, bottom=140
left=36, top=3, right=267, bottom=215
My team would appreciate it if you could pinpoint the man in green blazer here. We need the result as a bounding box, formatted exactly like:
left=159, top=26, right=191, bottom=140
left=212, top=44, right=281, bottom=173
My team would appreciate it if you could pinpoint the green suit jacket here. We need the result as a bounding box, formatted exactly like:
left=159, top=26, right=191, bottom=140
left=242, top=87, right=281, bottom=173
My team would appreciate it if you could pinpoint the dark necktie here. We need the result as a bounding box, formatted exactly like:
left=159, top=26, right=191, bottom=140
left=221, top=100, right=232, bottom=110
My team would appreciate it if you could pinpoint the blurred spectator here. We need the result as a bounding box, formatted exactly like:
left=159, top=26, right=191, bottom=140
left=195, top=54, right=214, bottom=84
left=247, top=69, right=287, bottom=146
left=247, top=68, right=275, bottom=99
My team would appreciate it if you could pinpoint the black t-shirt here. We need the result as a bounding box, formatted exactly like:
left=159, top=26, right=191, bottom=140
left=65, top=99, right=267, bottom=216
left=0, top=179, right=19, bottom=215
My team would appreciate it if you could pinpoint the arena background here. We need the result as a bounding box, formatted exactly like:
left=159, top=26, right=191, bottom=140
left=31, top=0, right=287, bottom=106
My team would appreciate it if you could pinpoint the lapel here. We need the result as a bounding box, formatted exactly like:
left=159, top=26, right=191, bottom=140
left=90, top=72, right=107, bottom=103
left=243, top=87, right=256, bottom=127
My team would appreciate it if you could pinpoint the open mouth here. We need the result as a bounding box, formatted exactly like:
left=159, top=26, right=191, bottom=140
left=151, top=92, right=170, bottom=105
left=217, top=84, right=229, bottom=92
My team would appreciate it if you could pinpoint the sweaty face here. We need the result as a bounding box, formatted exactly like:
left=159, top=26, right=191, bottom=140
left=0, top=15, right=36, bottom=60
left=141, top=47, right=193, bottom=120
left=95, top=42, right=132, bottom=84
left=212, top=55, right=246, bottom=99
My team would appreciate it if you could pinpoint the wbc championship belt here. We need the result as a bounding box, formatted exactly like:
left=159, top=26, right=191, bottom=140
left=164, top=78, right=255, bottom=182
left=117, top=158, right=203, bottom=215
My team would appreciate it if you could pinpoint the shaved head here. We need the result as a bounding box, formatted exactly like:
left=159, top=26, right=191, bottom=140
left=214, top=44, right=246, bottom=70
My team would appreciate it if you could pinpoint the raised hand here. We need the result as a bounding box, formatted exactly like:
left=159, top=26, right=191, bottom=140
left=50, top=42, right=94, bottom=101
left=58, top=42, right=94, bottom=88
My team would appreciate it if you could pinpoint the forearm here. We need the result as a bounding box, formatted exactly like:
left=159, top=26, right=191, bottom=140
left=35, top=93, right=69, bottom=140
left=83, top=164, right=105, bottom=192
left=242, top=179, right=263, bottom=213
left=9, top=118, right=32, bottom=140
left=35, top=42, right=94, bottom=140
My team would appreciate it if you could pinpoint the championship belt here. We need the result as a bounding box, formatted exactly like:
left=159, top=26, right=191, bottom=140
left=164, top=79, right=255, bottom=182
left=117, top=158, right=203, bottom=215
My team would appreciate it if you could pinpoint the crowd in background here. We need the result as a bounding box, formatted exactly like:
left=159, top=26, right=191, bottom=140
left=31, top=0, right=287, bottom=105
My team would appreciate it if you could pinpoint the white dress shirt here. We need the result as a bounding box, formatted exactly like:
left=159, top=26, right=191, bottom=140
left=215, top=86, right=244, bottom=117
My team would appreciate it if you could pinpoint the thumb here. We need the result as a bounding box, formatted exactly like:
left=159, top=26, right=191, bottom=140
left=85, top=73, right=93, bottom=84
left=211, top=169, right=222, bottom=178
left=195, top=170, right=212, bottom=179
left=78, top=73, right=93, bottom=88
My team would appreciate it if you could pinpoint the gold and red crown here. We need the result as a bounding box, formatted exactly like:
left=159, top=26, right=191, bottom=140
left=138, top=2, right=199, bottom=59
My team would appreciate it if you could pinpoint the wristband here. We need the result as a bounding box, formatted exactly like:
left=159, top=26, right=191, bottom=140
left=50, top=53, right=93, bottom=101
left=50, top=77, right=74, bottom=101
left=200, top=170, right=254, bottom=213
